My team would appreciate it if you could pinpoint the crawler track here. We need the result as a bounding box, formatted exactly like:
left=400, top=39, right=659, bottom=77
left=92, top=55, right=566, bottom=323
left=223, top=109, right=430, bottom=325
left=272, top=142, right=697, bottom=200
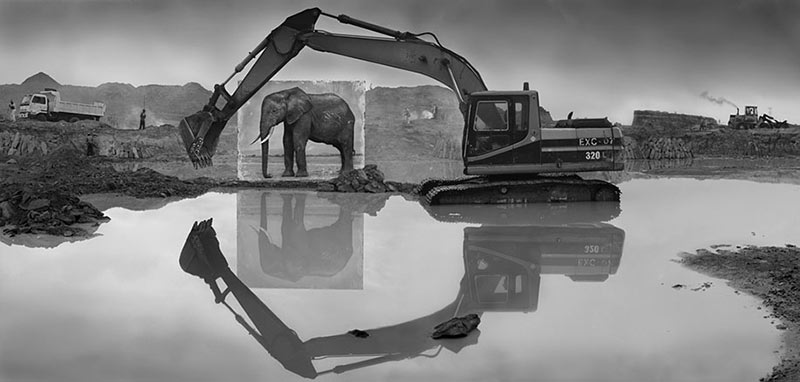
left=420, top=175, right=620, bottom=205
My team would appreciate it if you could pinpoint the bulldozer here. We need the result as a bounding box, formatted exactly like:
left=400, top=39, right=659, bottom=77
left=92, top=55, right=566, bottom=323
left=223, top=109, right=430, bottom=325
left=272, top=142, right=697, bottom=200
left=728, top=105, right=788, bottom=129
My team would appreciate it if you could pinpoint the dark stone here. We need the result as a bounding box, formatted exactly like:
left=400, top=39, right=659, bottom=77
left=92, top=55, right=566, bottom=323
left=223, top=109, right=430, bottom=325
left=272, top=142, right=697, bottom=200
left=317, top=182, right=336, bottom=192
left=25, top=198, right=50, bottom=210
left=364, top=181, right=386, bottom=193
left=0, top=201, right=15, bottom=219
left=348, top=329, right=369, bottom=338
left=431, top=314, right=481, bottom=339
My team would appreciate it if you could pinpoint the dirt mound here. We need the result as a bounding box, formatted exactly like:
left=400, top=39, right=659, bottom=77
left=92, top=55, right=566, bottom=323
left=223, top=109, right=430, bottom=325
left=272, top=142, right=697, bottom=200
left=4, top=146, right=212, bottom=198
left=0, top=187, right=108, bottom=237
left=317, top=164, right=416, bottom=194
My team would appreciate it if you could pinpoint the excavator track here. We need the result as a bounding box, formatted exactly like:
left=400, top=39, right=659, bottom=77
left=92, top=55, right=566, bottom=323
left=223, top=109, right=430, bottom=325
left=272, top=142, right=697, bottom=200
left=421, top=176, right=620, bottom=206
left=415, top=177, right=481, bottom=197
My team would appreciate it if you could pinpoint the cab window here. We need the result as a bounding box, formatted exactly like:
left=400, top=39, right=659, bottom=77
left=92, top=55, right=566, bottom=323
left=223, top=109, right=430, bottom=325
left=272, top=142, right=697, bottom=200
left=474, top=101, right=509, bottom=131
left=32, top=96, right=47, bottom=105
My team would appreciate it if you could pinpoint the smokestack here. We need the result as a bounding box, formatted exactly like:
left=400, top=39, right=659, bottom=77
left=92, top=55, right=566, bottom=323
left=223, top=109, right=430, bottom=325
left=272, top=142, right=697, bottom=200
left=699, top=91, right=738, bottom=110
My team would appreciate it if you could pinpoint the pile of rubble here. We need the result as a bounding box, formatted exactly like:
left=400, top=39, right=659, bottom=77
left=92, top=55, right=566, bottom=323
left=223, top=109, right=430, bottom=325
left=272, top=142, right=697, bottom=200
left=317, top=164, right=416, bottom=194
left=0, top=187, right=109, bottom=237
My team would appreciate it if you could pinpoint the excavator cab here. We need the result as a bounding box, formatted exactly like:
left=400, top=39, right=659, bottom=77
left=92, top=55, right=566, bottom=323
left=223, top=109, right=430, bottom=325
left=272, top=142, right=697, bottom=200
left=464, top=91, right=541, bottom=173
left=463, top=91, right=623, bottom=177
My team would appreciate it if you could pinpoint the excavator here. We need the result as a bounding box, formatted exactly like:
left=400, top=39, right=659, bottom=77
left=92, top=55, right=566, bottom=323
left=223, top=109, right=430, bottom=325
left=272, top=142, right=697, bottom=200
left=179, top=202, right=625, bottom=378
left=178, top=8, right=625, bottom=205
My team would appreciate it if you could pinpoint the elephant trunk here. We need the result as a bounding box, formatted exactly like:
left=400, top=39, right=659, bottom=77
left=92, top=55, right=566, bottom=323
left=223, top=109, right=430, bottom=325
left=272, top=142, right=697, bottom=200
left=261, top=139, right=270, bottom=178
left=254, top=124, right=278, bottom=179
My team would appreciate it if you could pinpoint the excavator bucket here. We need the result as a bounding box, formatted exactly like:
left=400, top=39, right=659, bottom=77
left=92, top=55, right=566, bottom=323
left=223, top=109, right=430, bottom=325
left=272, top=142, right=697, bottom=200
left=179, top=219, right=229, bottom=281
left=178, top=111, right=224, bottom=168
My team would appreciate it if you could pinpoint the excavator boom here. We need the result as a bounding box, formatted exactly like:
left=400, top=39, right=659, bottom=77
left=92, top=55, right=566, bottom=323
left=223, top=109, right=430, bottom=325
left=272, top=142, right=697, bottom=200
left=179, top=8, right=486, bottom=167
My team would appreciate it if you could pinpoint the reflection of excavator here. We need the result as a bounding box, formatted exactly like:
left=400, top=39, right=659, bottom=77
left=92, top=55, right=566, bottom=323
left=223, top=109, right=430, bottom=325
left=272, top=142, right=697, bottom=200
left=178, top=8, right=624, bottom=205
left=179, top=204, right=625, bottom=378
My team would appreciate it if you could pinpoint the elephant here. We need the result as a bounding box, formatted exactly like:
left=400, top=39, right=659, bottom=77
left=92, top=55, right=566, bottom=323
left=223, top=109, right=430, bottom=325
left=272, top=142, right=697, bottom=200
left=254, top=192, right=355, bottom=283
left=255, top=87, right=356, bottom=178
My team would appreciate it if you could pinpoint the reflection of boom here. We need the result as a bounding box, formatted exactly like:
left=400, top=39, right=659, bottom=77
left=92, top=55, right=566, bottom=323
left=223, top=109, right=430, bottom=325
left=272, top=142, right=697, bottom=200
left=179, top=214, right=624, bottom=378
left=178, top=8, right=624, bottom=205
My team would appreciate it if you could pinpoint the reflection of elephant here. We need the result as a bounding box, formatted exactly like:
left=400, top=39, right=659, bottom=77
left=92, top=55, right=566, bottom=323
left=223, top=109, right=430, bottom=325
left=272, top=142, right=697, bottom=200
left=255, top=87, right=355, bottom=178
left=256, top=193, right=354, bottom=282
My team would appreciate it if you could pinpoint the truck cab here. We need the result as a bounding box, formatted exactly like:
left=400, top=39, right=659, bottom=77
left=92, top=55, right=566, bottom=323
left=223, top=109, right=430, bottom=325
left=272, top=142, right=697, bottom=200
left=18, top=93, right=49, bottom=119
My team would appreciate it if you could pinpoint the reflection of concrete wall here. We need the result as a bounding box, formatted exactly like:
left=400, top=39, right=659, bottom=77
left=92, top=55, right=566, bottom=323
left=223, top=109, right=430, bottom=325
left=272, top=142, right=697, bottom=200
left=236, top=81, right=366, bottom=180
left=235, top=190, right=363, bottom=290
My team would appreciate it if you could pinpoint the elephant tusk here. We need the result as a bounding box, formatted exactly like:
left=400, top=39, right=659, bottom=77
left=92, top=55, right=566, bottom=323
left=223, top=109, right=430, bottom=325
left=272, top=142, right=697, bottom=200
left=252, top=126, right=276, bottom=145
left=250, top=224, right=274, bottom=242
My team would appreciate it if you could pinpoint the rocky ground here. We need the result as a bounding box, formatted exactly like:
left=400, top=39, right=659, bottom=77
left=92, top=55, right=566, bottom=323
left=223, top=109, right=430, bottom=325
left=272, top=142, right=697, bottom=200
left=0, top=144, right=416, bottom=243
left=681, top=246, right=800, bottom=382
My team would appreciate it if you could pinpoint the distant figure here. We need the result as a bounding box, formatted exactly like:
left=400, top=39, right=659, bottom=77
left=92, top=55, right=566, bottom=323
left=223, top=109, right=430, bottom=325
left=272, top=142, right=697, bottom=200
left=8, top=100, right=15, bottom=122
left=403, top=107, right=412, bottom=125
left=139, top=109, right=146, bottom=130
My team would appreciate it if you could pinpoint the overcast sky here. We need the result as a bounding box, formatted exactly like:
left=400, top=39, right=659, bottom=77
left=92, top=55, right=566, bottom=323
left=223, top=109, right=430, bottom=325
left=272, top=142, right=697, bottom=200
left=1, top=0, right=798, bottom=124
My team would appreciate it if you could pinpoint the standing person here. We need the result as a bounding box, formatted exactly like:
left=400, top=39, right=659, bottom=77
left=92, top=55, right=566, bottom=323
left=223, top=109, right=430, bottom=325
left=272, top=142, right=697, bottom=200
left=139, top=109, right=146, bottom=130
left=8, top=100, right=15, bottom=122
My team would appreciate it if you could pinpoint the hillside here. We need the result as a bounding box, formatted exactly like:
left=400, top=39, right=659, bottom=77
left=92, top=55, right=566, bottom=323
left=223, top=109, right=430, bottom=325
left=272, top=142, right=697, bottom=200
left=0, top=72, right=218, bottom=130
left=365, top=85, right=554, bottom=161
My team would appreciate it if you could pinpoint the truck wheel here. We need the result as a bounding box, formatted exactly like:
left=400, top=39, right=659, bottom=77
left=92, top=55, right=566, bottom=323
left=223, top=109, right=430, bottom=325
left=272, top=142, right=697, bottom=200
left=69, top=117, right=80, bottom=123
left=36, top=114, right=47, bottom=122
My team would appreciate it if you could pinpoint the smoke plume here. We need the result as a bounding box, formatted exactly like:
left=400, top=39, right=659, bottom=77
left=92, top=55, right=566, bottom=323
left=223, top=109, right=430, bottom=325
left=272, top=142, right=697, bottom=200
left=700, top=91, right=738, bottom=110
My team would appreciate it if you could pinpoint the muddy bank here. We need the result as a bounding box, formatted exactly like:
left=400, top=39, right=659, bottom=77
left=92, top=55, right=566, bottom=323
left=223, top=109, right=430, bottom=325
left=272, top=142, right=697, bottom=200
left=681, top=245, right=800, bottom=381
left=0, top=146, right=416, bottom=245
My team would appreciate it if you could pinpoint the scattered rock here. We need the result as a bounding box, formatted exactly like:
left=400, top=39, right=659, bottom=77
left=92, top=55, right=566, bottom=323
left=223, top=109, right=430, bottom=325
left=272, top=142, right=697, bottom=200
left=0, top=188, right=109, bottom=238
left=348, top=329, right=369, bottom=338
left=777, top=324, right=788, bottom=330
left=0, top=201, right=14, bottom=219
left=24, top=198, right=50, bottom=210
left=432, top=314, right=481, bottom=339
left=691, top=282, right=713, bottom=291
left=318, top=164, right=415, bottom=194
left=5, top=158, right=17, bottom=165
left=672, top=284, right=686, bottom=289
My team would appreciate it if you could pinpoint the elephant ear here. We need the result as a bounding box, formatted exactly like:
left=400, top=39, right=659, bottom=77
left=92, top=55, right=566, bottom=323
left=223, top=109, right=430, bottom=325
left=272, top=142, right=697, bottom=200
left=285, top=88, right=312, bottom=125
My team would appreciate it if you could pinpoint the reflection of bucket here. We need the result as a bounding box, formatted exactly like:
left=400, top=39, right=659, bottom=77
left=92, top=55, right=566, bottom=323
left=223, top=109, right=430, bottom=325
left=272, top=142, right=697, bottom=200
left=179, top=220, right=229, bottom=281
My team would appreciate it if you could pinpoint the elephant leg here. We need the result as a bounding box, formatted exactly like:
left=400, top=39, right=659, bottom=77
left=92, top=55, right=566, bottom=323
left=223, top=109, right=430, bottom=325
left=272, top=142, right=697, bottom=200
left=294, top=132, right=309, bottom=177
left=342, top=146, right=354, bottom=172
left=336, top=144, right=353, bottom=174
left=295, top=143, right=308, bottom=177
left=282, top=131, right=295, bottom=177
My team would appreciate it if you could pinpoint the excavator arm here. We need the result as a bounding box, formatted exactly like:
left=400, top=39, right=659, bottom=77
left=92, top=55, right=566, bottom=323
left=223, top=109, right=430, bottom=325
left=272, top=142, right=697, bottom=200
left=179, top=7, right=487, bottom=168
